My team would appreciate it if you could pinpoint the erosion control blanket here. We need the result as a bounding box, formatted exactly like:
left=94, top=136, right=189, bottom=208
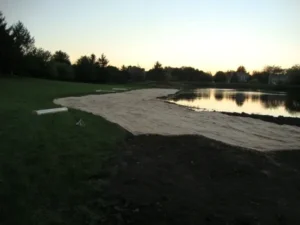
left=54, top=89, right=300, bottom=151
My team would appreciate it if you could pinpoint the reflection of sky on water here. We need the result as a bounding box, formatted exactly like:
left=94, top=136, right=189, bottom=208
left=170, top=89, right=300, bottom=118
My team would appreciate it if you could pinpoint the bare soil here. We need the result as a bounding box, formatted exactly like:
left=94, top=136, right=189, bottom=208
left=104, top=135, right=300, bottom=225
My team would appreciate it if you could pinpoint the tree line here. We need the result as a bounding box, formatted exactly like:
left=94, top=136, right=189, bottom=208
left=1, top=11, right=300, bottom=85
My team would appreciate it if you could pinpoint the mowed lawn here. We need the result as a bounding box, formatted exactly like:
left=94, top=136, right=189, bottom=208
left=0, top=78, right=143, bottom=224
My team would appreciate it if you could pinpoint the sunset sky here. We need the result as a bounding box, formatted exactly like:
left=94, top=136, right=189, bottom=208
left=1, top=0, right=299, bottom=73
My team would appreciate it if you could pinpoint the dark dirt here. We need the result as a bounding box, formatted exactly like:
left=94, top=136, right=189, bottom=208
left=104, top=135, right=300, bottom=225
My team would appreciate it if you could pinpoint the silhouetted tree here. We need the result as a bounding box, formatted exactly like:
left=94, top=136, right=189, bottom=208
left=11, top=21, right=34, bottom=55
left=127, top=66, right=145, bottom=81
left=169, top=68, right=181, bottom=81
left=10, top=21, right=35, bottom=74
left=23, top=47, right=52, bottom=77
left=154, top=61, right=162, bottom=70
left=164, top=67, right=173, bottom=81
left=54, top=62, right=74, bottom=80
left=146, top=61, right=165, bottom=81
left=52, top=51, right=71, bottom=65
left=2, top=11, right=298, bottom=86
left=230, top=73, right=239, bottom=83
left=263, top=65, right=286, bottom=84
left=263, top=65, right=284, bottom=75
left=121, top=65, right=127, bottom=71
left=237, top=66, right=246, bottom=73
left=181, top=67, right=196, bottom=81
left=170, top=67, right=212, bottom=82
left=190, top=69, right=212, bottom=82
left=120, top=65, right=130, bottom=82
left=98, top=54, right=109, bottom=68
left=251, top=71, right=269, bottom=84
left=31, top=48, right=52, bottom=62
left=90, top=54, right=96, bottom=64
left=74, top=54, right=111, bottom=83
left=287, top=65, right=300, bottom=85
left=0, top=12, right=16, bottom=75
left=214, top=71, right=227, bottom=83
left=75, top=55, right=97, bottom=82
left=106, top=66, right=128, bottom=83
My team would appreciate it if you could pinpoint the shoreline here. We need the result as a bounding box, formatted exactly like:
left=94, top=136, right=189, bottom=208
left=55, top=88, right=300, bottom=151
left=162, top=98, right=300, bottom=128
left=162, top=90, right=300, bottom=127
left=222, top=112, right=300, bottom=127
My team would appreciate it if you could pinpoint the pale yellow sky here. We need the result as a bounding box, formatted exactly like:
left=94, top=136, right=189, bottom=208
left=2, top=0, right=299, bottom=73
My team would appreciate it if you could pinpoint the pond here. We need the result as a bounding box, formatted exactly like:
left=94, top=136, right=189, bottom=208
left=168, top=89, right=300, bottom=118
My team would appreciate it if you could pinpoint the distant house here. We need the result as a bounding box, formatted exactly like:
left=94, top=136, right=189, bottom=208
left=227, top=71, right=250, bottom=83
left=226, top=72, right=233, bottom=83
left=268, top=73, right=288, bottom=85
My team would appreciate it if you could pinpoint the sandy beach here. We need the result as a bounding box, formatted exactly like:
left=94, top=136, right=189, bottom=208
left=54, top=89, right=300, bottom=151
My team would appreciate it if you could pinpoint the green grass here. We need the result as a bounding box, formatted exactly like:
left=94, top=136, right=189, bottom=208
left=0, top=78, right=145, bottom=225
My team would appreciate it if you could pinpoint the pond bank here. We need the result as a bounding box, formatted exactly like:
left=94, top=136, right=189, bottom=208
left=55, top=89, right=300, bottom=151
left=222, top=112, right=300, bottom=127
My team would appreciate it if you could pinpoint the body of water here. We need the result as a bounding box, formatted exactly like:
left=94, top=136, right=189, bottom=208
left=169, top=89, right=300, bottom=118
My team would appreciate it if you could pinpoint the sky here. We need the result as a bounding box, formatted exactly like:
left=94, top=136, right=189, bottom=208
left=1, top=0, right=299, bottom=73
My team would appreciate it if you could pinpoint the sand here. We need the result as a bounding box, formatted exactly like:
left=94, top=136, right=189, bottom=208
left=54, top=89, right=300, bottom=151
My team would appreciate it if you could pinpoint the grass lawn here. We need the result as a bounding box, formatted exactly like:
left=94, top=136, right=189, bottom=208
left=0, top=78, right=144, bottom=224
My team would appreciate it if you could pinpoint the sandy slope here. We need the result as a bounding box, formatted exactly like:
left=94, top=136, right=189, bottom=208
left=54, top=89, right=300, bottom=151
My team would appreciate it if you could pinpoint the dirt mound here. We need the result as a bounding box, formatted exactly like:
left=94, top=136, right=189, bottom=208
left=104, top=135, right=300, bottom=224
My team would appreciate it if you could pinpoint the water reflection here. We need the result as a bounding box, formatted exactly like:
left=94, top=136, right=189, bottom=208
left=236, top=93, right=246, bottom=106
left=170, top=89, right=300, bottom=117
left=214, top=92, right=224, bottom=101
left=260, top=95, right=285, bottom=109
left=285, top=96, right=300, bottom=114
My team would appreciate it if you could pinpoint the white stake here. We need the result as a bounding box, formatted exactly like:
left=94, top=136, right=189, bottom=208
left=34, top=107, right=68, bottom=115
